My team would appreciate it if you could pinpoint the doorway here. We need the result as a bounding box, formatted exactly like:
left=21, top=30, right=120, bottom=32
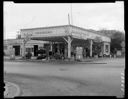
left=13, top=45, right=20, bottom=56
left=34, top=45, right=38, bottom=56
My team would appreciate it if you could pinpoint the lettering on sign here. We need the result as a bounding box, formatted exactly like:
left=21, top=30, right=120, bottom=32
left=35, top=31, right=52, bottom=34
left=72, top=31, right=88, bottom=37
left=73, top=32, right=81, bottom=37
left=94, top=36, right=102, bottom=42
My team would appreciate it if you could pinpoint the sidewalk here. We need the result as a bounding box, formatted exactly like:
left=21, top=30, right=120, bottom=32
left=4, top=81, right=20, bottom=98
left=4, top=56, right=22, bottom=60
left=4, top=55, right=125, bottom=64
left=4, top=56, right=109, bottom=64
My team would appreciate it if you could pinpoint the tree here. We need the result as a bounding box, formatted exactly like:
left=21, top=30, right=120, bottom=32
left=110, top=32, right=125, bottom=52
left=22, top=33, right=32, bottom=58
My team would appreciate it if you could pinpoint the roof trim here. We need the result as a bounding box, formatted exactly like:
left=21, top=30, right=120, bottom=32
left=20, top=25, right=70, bottom=31
left=4, top=39, right=23, bottom=41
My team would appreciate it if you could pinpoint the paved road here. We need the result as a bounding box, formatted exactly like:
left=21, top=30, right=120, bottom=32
left=4, top=58, right=125, bottom=97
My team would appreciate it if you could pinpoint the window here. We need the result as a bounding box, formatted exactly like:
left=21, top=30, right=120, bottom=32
left=105, top=45, right=109, bottom=52
left=26, top=48, right=32, bottom=52
left=31, top=48, right=34, bottom=52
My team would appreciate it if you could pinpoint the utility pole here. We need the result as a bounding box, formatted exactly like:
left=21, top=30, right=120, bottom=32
left=68, top=3, right=73, bottom=25
left=70, top=3, right=73, bottom=25
left=68, top=13, right=70, bottom=25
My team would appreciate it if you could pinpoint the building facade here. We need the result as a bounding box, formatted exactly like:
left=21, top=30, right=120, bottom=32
left=4, top=25, right=111, bottom=59
left=4, top=39, right=48, bottom=57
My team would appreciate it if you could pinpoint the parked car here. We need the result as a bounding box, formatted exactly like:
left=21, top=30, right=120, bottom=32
left=37, top=54, right=47, bottom=59
left=36, top=49, right=47, bottom=60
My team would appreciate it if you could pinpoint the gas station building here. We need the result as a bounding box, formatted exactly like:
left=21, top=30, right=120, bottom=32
left=20, top=25, right=111, bottom=59
left=4, top=25, right=111, bottom=60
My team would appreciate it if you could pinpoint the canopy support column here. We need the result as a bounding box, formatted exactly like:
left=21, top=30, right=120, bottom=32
left=89, top=39, right=93, bottom=57
left=63, top=36, right=73, bottom=59
left=21, top=43, right=25, bottom=57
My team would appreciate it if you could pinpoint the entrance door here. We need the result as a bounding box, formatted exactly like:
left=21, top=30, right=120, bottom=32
left=13, top=45, right=20, bottom=56
left=34, top=45, right=38, bottom=56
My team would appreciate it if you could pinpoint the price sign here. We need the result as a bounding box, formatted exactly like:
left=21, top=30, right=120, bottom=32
left=121, top=41, right=125, bottom=48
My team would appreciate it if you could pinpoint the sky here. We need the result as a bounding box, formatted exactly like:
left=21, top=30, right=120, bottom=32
left=4, top=1, right=124, bottom=39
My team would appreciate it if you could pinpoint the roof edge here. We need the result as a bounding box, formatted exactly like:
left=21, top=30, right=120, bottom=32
left=20, top=24, right=110, bottom=38
left=70, top=25, right=110, bottom=38
left=20, top=25, right=71, bottom=31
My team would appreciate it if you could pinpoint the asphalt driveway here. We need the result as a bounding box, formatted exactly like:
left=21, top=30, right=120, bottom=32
left=4, top=58, right=125, bottom=97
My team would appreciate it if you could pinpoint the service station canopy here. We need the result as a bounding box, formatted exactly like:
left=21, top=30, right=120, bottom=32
left=20, top=25, right=111, bottom=43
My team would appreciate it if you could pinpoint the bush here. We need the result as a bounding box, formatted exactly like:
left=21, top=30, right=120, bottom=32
left=54, top=53, right=62, bottom=60
left=25, top=52, right=32, bottom=59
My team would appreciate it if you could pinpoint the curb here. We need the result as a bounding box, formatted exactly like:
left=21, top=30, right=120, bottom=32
left=78, top=62, right=107, bottom=64
left=4, top=81, right=20, bottom=98
left=4, top=59, right=107, bottom=64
